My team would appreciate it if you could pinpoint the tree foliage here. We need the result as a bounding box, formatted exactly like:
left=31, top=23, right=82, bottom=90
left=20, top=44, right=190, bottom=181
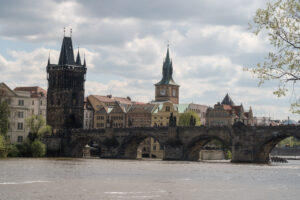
left=178, top=110, right=201, bottom=126
left=0, top=90, right=10, bottom=136
left=248, top=0, right=300, bottom=112
left=0, top=135, right=7, bottom=157
left=26, top=115, right=52, bottom=142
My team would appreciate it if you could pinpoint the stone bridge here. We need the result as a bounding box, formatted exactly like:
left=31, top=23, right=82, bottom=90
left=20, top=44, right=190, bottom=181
left=43, top=125, right=300, bottom=163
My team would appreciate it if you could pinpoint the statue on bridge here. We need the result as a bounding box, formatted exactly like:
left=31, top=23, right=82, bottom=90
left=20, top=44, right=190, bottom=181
left=169, top=112, right=177, bottom=127
left=189, top=115, right=196, bottom=127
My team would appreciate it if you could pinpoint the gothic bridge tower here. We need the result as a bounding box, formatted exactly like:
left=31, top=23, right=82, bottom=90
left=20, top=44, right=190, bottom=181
left=155, top=47, right=179, bottom=104
left=46, top=35, right=87, bottom=132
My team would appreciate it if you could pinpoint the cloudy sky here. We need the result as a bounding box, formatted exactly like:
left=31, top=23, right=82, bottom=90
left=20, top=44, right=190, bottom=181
left=0, top=0, right=298, bottom=120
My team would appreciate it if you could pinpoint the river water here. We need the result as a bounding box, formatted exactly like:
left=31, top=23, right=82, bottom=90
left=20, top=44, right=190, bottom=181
left=0, top=158, right=300, bottom=200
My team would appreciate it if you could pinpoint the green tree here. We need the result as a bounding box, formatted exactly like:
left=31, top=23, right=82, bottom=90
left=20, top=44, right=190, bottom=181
left=0, top=91, right=10, bottom=136
left=248, top=0, right=300, bottom=112
left=30, top=140, right=46, bottom=157
left=178, top=110, right=201, bottom=126
left=0, top=135, right=7, bottom=157
left=26, top=115, right=52, bottom=142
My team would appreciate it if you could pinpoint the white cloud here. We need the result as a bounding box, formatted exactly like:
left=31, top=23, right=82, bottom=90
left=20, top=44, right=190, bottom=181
left=0, top=0, right=298, bottom=121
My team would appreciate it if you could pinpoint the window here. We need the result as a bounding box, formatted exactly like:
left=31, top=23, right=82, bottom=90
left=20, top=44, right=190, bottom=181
left=40, top=100, right=43, bottom=106
left=17, top=136, right=23, bottom=143
left=39, top=111, right=42, bottom=115
left=32, top=100, right=34, bottom=105
left=166, top=106, right=170, bottom=112
left=153, top=145, right=156, bottom=150
left=17, top=123, right=23, bottom=130
left=18, top=100, right=24, bottom=106
left=17, top=112, right=24, bottom=118
left=97, top=123, right=104, bottom=128
left=173, top=89, right=176, bottom=96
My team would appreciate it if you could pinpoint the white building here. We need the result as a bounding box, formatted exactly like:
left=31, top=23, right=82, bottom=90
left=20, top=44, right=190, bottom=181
left=0, top=83, right=47, bottom=143
left=83, top=98, right=94, bottom=129
left=254, top=117, right=272, bottom=126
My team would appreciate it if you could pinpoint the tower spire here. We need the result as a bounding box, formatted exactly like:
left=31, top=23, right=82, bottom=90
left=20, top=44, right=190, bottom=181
left=83, top=53, right=86, bottom=67
left=47, top=51, right=51, bottom=66
left=75, top=46, right=82, bottom=65
left=58, top=33, right=75, bottom=65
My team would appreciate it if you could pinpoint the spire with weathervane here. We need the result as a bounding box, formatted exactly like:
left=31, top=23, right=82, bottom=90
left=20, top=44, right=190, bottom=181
left=154, top=43, right=180, bottom=104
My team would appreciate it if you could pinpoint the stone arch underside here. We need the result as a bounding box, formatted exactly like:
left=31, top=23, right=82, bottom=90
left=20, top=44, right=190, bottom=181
left=184, top=135, right=232, bottom=161
left=119, top=133, right=165, bottom=159
left=258, top=132, right=300, bottom=163
left=68, top=136, right=103, bottom=157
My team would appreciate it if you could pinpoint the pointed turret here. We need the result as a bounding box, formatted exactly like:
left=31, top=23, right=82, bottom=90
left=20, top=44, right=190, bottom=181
left=83, top=55, right=86, bottom=67
left=58, top=36, right=75, bottom=65
left=156, top=47, right=178, bottom=86
left=75, top=49, right=82, bottom=65
left=47, top=56, right=51, bottom=66
left=221, top=93, right=235, bottom=106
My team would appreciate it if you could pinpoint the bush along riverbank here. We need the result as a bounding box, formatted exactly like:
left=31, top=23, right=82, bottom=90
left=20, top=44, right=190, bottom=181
left=0, top=115, right=51, bottom=158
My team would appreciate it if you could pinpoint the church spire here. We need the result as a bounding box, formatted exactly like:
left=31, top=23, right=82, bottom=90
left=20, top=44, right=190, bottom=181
left=155, top=47, right=178, bottom=86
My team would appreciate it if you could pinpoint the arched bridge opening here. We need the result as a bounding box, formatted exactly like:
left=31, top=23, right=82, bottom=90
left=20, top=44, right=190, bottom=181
left=68, top=136, right=104, bottom=158
left=120, top=134, right=165, bottom=160
left=184, top=135, right=231, bottom=161
left=257, top=128, right=300, bottom=163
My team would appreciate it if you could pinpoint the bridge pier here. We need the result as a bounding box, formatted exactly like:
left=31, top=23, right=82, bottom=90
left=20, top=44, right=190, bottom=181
left=231, top=144, right=269, bottom=163
left=163, top=145, right=184, bottom=160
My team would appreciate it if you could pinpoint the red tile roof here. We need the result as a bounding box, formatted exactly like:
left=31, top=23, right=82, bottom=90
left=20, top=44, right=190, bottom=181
left=14, top=86, right=47, bottom=98
left=92, top=95, right=132, bottom=104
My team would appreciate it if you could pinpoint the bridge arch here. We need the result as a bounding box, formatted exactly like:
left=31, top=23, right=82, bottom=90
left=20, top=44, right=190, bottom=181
left=68, top=135, right=104, bottom=157
left=184, top=135, right=231, bottom=161
left=257, top=128, right=300, bottom=163
left=119, top=132, right=165, bottom=159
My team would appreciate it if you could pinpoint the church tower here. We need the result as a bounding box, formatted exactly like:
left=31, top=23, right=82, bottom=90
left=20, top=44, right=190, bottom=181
left=46, top=34, right=87, bottom=132
left=155, top=47, right=179, bottom=104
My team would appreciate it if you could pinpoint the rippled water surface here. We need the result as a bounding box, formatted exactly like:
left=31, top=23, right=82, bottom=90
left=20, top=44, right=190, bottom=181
left=0, top=158, right=300, bottom=200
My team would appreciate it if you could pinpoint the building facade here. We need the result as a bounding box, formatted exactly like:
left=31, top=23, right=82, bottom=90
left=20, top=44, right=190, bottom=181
left=127, top=104, right=156, bottom=128
left=206, top=94, right=254, bottom=126
left=0, top=83, right=47, bottom=144
left=83, top=98, right=94, bottom=129
left=46, top=35, right=87, bottom=132
left=88, top=95, right=132, bottom=129
left=14, top=86, right=47, bottom=119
